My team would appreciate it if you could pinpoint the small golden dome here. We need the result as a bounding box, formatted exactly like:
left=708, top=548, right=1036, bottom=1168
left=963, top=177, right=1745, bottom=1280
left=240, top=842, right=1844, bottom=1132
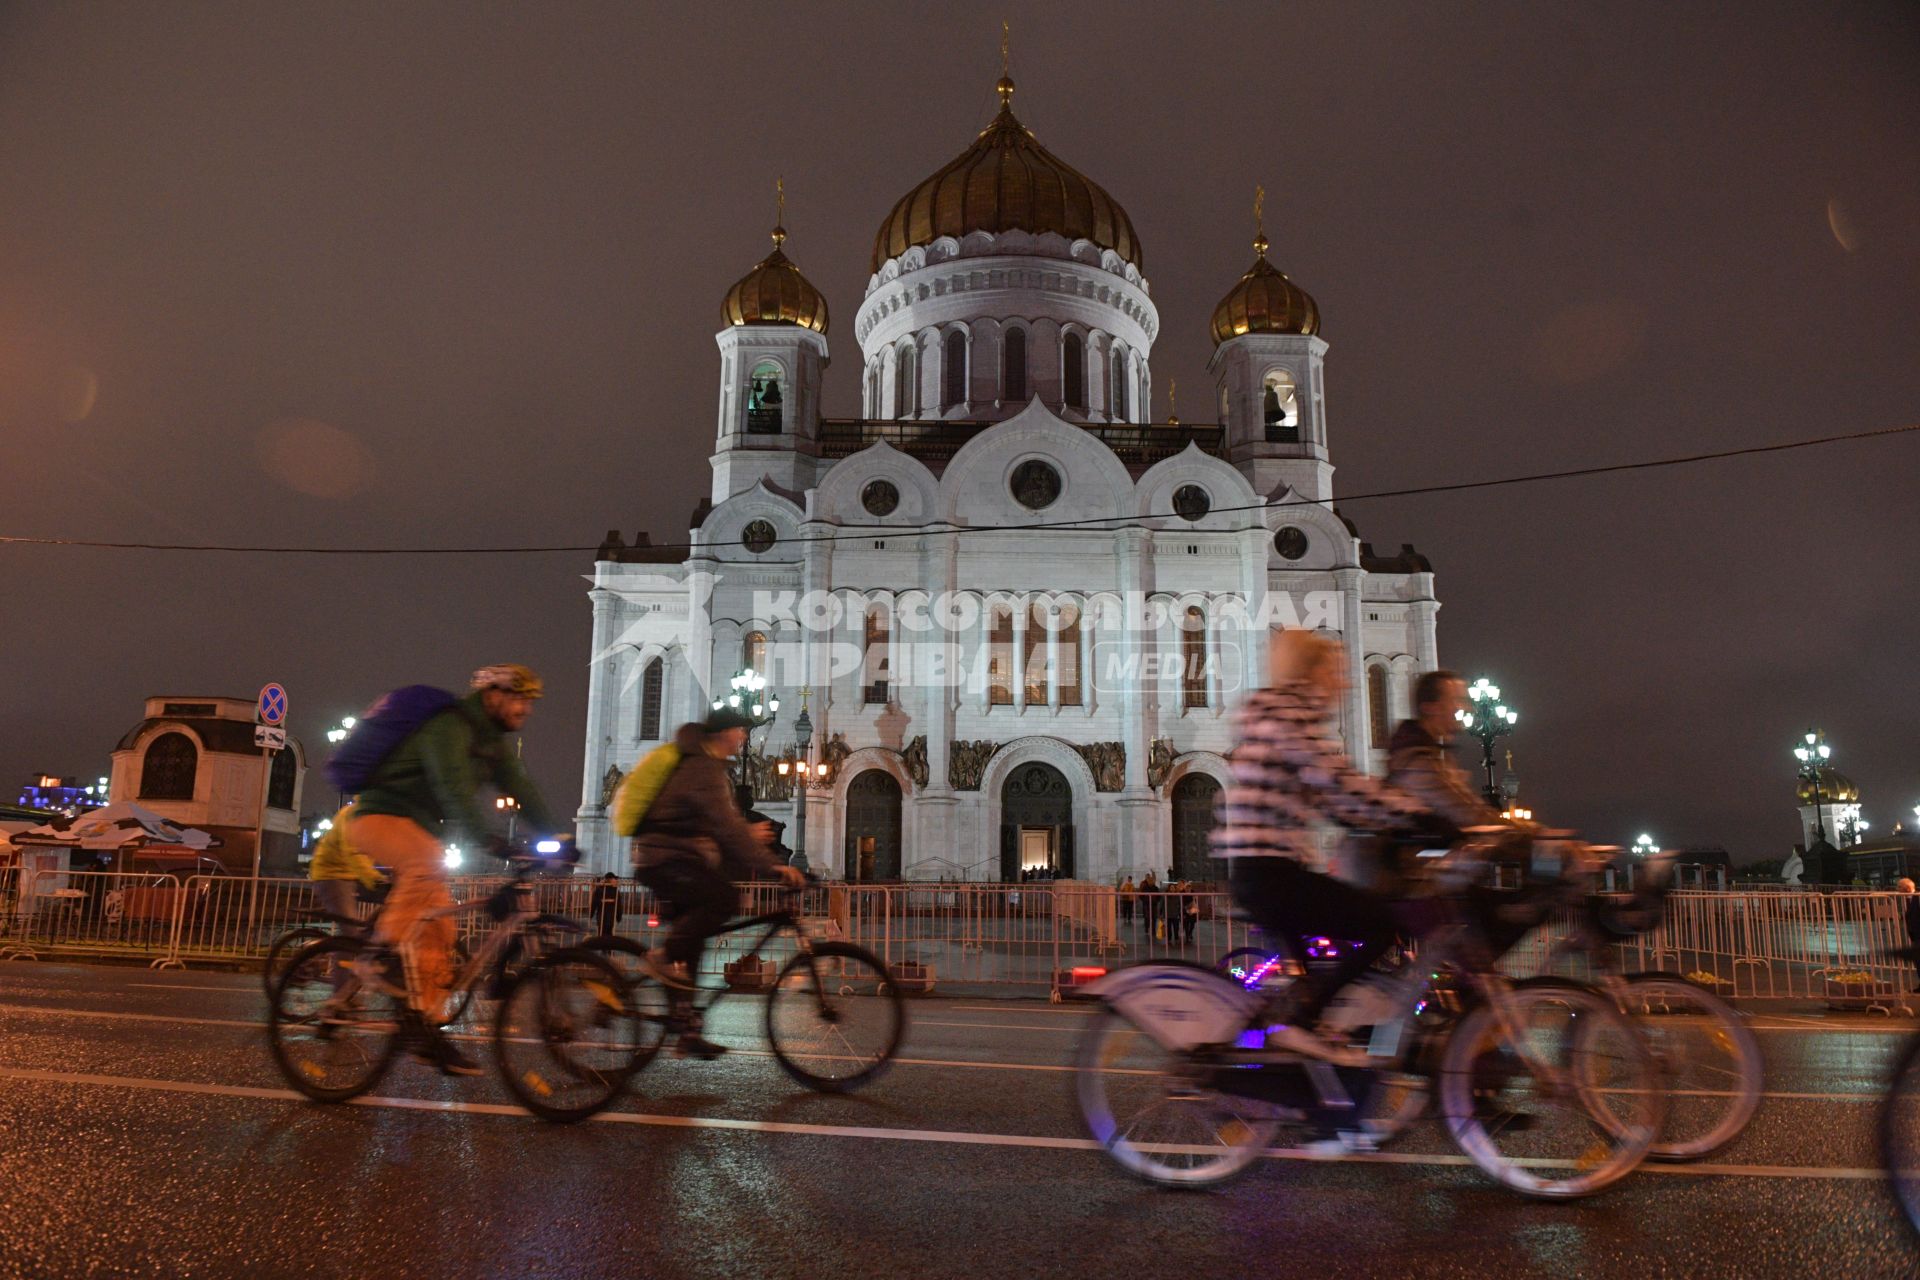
left=721, top=225, right=829, bottom=334
left=1210, top=230, right=1320, bottom=345
left=1796, top=767, right=1859, bottom=805
left=870, top=76, right=1143, bottom=273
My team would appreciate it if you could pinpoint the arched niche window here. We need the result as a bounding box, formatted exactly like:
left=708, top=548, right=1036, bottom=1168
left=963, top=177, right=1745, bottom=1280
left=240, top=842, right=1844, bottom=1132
left=893, top=346, right=915, bottom=419
left=1057, top=600, right=1084, bottom=706
left=865, top=361, right=881, bottom=417
left=1263, top=369, right=1301, bottom=443
left=746, top=361, right=784, bottom=434
left=639, top=658, right=664, bottom=741
left=267, top=747, right=297, bottom=811
left=1022, top=601, right=1049, bottom=706
left=942, top=330, right=967, bottom=410
left=140, top=732, right=197, bottom=801
left=987, top=605, right=1014, bottom=706
left=1002, top=328, right=1027, bottom=404
left=863, top=607, right=891, bottom=704
left=1062, top=332, right=1086, bottom=409
left=1109, top=346, right=1130, bottom=422
left=742, top=630, right=768, bottom=678
left=1181, top=605, right=1210, bottom=709
left=1367, top=665, right=1390, bottom=748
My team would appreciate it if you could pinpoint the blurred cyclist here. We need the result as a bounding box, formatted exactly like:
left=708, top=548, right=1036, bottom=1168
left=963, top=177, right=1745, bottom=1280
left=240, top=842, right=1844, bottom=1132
left=350, top=663, right=559, bottom=1076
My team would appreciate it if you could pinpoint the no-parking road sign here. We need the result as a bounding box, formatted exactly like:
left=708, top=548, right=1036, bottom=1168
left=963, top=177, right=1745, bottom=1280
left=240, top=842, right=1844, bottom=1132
left=257, top=683, right=288, bottom=727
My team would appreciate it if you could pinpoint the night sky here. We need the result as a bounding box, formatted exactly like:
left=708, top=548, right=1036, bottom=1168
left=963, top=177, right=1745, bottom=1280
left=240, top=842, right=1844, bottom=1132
left=3, top=3, right=1916, bottom=862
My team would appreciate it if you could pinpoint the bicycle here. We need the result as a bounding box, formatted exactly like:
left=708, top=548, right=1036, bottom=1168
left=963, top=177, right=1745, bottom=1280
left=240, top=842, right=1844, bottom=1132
left=260, top=882, right=389, bottom=998
left=266, top=841, right=639, bottom=1123
left=618, top=879, right=906, bottom=1092
left=1078, top=840, right=1667, bottom=1199
left=1878, top=950, right=1920, bottom=1238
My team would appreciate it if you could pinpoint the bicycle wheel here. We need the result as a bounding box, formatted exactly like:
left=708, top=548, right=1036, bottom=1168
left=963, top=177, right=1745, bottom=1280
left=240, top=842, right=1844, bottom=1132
left=578, top=935, right=671, bottom=1072
left=262, top=925, right=329, bottom=998
left=765, top=941, right=906, bottom=1092
left=1880, top=1033, right=1920, bottom=1239
left=1620, top=972, right=1762, bottom=1161
left=1439, top=979, right=1663, bottom=1199
left=1074, top=1002, right=1282, bottom=1187
left=266, top=936, right=404, bottom=1103
left=494, top=946, right=638, bottom=1123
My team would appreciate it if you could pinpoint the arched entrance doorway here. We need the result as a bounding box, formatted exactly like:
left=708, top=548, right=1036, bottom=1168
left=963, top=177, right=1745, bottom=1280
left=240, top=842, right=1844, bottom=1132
left=843, top=769, right=902, bottom=881
left=1000, top=762, right=1073, bottom=880
left=1171, top=773, right=1222, bottom=883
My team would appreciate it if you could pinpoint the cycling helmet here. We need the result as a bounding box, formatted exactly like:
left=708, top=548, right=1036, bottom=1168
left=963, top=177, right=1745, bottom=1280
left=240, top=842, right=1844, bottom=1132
left=471, top=663, right=544, bottom=698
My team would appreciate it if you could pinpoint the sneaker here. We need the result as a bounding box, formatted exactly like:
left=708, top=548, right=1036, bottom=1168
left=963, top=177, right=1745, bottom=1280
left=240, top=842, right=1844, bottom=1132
left=672, top=1032, right=729, bottom=1061
left=641, top=952, right=696, bottom=991
left=410, top=1029, right=485, bottom=1078
left=1299, top=1128, right=1377, bottom=1157
left=1263, top=1023, right=1372, bottom=1069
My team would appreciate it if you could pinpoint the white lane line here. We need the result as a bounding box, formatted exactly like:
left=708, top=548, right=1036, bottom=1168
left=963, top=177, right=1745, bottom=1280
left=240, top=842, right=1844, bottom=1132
left=915, top=1019, right=1080, bottom=1034
left=949, top=1004, right=1091, bottom=1016
left=0, top=1064, right=1890, bottom=1180
left=132, top=983, right=258, bottom=994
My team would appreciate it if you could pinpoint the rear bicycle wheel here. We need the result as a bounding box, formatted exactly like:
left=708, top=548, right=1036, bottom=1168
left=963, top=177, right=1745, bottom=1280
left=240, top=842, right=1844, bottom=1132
left=1620, top=973, right=1762, bottom=1161
left=494, top=946, right=638, bottom=1123
left=1880, top=1033, right=1920, bottom=1239
left=1439, top=980, right=1663, bottom=1199
left=266, top=936, right=404, bottom=1103
left=765, top=941, right=906, bottom=1092
left=262, top=926, right=329, bottom=998
left=1074, top=1003, right=1282, bottom=1187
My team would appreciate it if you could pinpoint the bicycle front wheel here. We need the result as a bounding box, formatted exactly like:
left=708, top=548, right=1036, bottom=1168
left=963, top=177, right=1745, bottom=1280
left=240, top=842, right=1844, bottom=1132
left=266, top=936, right=404, bottom=1103
left=578, top=934, right=671, bottom=1073
left=1881, top=1033, right=1920, bottom=1239
left=1621, top=973, right=1762, bottom=1161
left=495, top=947, right=639, bottom=1123
left=765, top=941, right=906, bottom=1092
left=262, top=926, right=329, bottom=998
left=1439, top=979, right=1663, bottom=1199
left=1074, top=1002, right=1282, bottom=1187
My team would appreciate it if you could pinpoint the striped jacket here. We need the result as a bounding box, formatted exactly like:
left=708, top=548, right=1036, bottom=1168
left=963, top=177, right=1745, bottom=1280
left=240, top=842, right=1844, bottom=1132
left=1212, top=681, right=1426, bottom=869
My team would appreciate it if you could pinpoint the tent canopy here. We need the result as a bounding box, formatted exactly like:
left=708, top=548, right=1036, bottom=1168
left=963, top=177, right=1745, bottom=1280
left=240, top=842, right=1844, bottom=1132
left=15, top=801, right=214, bottom=851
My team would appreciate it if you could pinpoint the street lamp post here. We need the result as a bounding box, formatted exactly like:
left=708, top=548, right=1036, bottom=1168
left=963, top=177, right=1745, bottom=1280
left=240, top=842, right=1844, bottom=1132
left=495, top=795, right=520, bottom=842
left=712, top=668, right=780, bottom=788
left=1632, top=833, right=1660, bottom=859
left=777, top=694, right=817, bottom=872
left=1457, top=677, right=1519, bottom=809
left=324, top=716, right=358, bottom=807
left=1793, top=729, right=1833, bottom=845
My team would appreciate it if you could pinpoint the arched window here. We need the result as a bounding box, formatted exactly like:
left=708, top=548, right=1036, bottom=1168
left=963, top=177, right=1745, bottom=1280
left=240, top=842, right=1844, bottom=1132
left=1023, top=601, right=1049, bottom=706
left=893, top=346, right=915, bottom=419
left=1367, top=665, right=1390, bottom=748
left=866, top=361, right=880, bottom=417
left=863, top=607, right=891, bottom=704
left=988, top=606, right=1014, bottom=705
left=942, top=330, right=967, bottom=410
left=1263, top=369, right=1300, bottom=442
left=1181, top=606, right=1209, bottom=709
left=140, top=732, right=197, bottom=801
left=745, top=361, right=784, bottom=434
left=1003, top=328, right=1027, bottom=403
left=1057, top=601, right=1083, bottom=706
left=639, top=658, right=664, bottom=741
left=1063, top=332, right=1086, bottom=409
left=742, top=630, right=768, bottom=677
left=1110, top=346, right=1129, bottom=422
left=267, top=747, right=297, bottom=811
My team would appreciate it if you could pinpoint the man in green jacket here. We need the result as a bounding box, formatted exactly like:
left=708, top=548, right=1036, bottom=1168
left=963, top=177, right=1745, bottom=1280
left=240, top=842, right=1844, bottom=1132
left=349, top=663, right=559, bottom=1075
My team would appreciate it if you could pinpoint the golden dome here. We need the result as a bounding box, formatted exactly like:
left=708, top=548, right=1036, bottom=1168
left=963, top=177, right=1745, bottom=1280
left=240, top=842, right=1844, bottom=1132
left=1210, top=230, right=1320, bottom=345
left=870, top=76, right=1143, bottom=273
left=1796, top=767, right=1859, bottom=805
left=721, top=226, right=829, bottom=334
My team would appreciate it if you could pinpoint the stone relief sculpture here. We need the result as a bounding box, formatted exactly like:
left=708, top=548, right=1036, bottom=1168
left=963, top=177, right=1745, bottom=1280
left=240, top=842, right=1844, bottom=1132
left=822, top=732, right=852, bottom=777
left=744, top=747, right=793, bottom=804
left=902, top=735, right=929, bottom=789
left=948, top=739, right=1000, bottom=790
left=1147, top=736, right=1177, bottom=790
left=1073, top=741, right=1126, bottom=792
left=600, top=764, right=625, bottom=807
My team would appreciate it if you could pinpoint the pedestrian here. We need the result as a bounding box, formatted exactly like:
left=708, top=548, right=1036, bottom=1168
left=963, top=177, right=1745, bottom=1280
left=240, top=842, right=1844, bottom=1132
left=589, top=871, right=622, bottom=937
left=1119, top=875, right=1135, bottom=925
left=1139, top=871, right=1159, bottom=936
left=1898, top=878, right=1920, bottom=987
left=1182, top=886, right=1200, bottom=945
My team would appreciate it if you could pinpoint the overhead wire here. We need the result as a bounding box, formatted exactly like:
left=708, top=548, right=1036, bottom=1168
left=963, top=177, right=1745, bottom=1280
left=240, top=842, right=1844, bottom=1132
left=1, top=421, right=1913, bottom=557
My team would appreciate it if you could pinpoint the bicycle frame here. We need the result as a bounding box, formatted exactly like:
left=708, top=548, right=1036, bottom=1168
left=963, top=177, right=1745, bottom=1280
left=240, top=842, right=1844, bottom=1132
left=671, top=901, right=808, bottom=1019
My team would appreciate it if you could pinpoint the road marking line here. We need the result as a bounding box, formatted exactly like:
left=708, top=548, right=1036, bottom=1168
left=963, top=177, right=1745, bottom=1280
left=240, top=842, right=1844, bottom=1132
left=0, top=1065, right=1890, bottom=1180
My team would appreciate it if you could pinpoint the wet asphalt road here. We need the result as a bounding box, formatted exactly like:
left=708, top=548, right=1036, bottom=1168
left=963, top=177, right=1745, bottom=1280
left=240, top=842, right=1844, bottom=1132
left=0, top=962, right=1915, bottom=1280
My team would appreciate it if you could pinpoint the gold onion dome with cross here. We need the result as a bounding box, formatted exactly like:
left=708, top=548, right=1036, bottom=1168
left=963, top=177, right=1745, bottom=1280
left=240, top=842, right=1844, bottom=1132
left=1796, top=767, right=1859, bottom=806
left=868, top=71, right=1145, bottom=273
left=721, top=188, right=829, bottom=334
left=1209, top=191, right=1321, bottom=344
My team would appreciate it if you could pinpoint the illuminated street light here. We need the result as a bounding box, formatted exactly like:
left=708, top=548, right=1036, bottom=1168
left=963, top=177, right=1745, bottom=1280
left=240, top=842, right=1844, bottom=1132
left=1457, top=676, right=1519, bottom=807
left=1632, top=833, right=1660, bottom=858
left=495, top=794, right=520, bottom=841
left=1793, top=728, right=1835, bottom=845
left=713, top=668, right=781, bottom=786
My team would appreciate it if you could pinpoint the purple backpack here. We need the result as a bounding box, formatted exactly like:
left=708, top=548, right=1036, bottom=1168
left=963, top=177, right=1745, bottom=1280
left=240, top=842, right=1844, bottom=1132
left=324, top=686, right=459, bottom=792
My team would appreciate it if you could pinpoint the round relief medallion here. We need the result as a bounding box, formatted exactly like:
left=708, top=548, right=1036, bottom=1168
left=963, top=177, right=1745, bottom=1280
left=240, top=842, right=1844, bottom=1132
left=861, top=478, right=900, bottom=517
left=1009, top=459, right=1062, bottom=511
left=741, top=520, right=777, bottom=554
left=1273, top=526, right=1309, bottom=561
left=1172, top=484, right=1211, bottom=522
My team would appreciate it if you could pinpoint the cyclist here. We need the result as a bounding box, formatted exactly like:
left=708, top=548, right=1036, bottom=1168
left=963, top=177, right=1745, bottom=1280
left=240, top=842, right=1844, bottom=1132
left=349, top=663, right=560, bottom=1076
left=634, top=708, right=804, bottom=1060
left=308, top=802, right=382, bottom=919
left=1213, top=629, right=1453, bottom=1065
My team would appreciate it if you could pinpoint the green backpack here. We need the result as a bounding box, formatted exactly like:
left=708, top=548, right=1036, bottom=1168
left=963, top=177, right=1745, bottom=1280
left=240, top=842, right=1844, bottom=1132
left=611, top=742, right=682, bottom=839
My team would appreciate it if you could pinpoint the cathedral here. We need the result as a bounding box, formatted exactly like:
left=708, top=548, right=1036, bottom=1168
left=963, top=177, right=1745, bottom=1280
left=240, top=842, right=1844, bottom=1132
left=575, top=68, right=1440, bottom=882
